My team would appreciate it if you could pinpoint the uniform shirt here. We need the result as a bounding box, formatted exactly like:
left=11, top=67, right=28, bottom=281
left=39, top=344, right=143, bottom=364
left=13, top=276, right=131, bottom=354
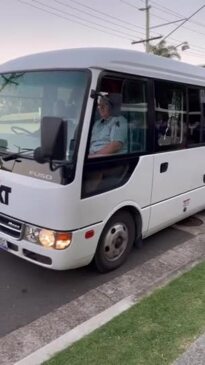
left=89, top=115, right=127, bottom=154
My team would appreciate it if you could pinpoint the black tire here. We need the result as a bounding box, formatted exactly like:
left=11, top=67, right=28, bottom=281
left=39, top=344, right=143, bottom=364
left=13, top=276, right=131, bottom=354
left=94, top=211, right=135, bottom=273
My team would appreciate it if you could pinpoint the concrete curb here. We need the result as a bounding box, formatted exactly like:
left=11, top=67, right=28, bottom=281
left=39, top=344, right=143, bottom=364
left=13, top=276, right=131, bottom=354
left=14, top=296, right=134, bottom=365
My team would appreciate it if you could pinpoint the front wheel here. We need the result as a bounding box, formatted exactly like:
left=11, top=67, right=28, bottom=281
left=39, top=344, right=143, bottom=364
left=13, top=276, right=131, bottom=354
left=94, top=211, right=135, bottom=273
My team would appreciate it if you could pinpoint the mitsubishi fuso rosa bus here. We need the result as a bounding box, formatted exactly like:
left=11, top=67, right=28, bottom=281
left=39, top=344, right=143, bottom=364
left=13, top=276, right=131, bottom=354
left=0, top=47, right=205, bottom=272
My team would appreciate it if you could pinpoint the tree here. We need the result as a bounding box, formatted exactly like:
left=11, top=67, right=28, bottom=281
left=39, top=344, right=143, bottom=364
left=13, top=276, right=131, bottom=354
left=149, top=40, right=181, bottom=60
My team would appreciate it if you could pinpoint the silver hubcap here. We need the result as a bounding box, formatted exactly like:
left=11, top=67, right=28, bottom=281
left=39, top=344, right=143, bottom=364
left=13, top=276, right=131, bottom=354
left=103, top=223, right=129, bottom=262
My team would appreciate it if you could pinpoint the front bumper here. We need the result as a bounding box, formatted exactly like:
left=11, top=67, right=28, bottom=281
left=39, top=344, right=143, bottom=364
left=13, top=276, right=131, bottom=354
left=0, top=223, right=103, bottom=270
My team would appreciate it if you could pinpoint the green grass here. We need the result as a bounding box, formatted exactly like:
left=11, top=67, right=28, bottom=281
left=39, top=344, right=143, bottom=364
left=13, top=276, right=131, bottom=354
left=44, top=261, right=205, bottom=365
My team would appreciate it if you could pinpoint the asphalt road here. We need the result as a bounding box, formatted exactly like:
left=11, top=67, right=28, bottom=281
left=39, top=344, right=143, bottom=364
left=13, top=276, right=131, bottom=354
left=0, top=226, right=193, bottom=338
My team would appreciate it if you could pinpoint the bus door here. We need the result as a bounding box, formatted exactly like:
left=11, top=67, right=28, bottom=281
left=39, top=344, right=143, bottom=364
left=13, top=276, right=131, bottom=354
left=81, top=74, right=153, bottom=235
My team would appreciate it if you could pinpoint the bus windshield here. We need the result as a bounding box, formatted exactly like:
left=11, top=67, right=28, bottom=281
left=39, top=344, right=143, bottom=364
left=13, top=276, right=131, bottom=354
left=0, top=70, right=89, bottom=161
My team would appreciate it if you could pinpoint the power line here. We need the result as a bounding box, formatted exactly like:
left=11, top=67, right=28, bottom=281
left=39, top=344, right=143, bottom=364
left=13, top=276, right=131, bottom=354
left=120, top=0, right=205, bottom=39
left=51, top=0, right=148, bottom=36
left=185, top=49, right=205, bottom=57
left=123, top=0, right=205, bottom=38
left=31, top=0, right=139, bottom=38
left=162, top=4, right=205, bottom=41
left=168, top=34, right=205, bottom=57
left=150, top=18, right=187, bottom=29
left=35, top=0, right=150, bottom=39
left=151, top=10, right=205, bottom=37
left=120, top=0, right=205, bottom=46
left=18, top=0, right=144, bottom=40
left=150, top=0, right=187, bottom=19
left=150, top=0, right=205, bottom=34
left=122, top=0, right=205, bottom=41
left=65, top=0, right=148, bottom=32
left=16, top=0, right=138, bottom=41
left=151, top=0, right=205, bottom=29
left=120, top=0, right=144, bottom=11
left=149, top=3, right=205, bottom=53
left=169, top=35, right=205, bottom=53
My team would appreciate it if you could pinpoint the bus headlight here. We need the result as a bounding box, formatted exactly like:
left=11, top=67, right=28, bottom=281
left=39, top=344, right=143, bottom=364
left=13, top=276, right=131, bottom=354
left=39, top=229, right=55, bottom=248
left=24, top=225, right=72, bottom=250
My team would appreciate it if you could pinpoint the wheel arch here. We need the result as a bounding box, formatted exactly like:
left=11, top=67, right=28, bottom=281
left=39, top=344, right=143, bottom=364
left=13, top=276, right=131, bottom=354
left=103, top=203, right=143, bottom=242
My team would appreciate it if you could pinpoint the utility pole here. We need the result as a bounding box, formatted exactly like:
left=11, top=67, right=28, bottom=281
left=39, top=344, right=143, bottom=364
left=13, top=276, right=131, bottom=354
left=145, top=0, right=150, bottom=52
left=139, top=0, right=151, bottom=52
left=131, top=0, right=163, bottom=50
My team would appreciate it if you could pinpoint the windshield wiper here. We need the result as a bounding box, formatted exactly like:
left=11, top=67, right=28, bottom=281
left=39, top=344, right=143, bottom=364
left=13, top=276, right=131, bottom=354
left=2, top=148, right=34, bottom=162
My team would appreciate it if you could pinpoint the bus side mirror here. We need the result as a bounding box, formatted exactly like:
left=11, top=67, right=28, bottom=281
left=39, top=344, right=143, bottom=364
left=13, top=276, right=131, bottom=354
left=34, top=116, right=67, bottom=163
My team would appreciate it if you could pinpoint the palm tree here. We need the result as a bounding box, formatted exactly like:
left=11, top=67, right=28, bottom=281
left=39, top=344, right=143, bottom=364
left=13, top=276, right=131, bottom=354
left=149, top=40, right=181, bottom=60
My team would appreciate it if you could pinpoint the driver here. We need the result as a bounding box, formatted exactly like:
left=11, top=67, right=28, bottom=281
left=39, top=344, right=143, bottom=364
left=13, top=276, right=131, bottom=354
left=89, top=94, right=127, bottom=157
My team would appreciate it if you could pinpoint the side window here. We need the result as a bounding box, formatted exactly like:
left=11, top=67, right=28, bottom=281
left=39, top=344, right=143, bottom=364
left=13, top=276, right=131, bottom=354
left=155, top=81, right=186, bottom=149
left=122, top=79, right=148, bottom=153
left=82, top=75, right=143, bottom=197
left=187, top=88, right=201, bottom=145
left=87, top=77, right=148, bottom=159
left=88, top=78, right=126, bottom=158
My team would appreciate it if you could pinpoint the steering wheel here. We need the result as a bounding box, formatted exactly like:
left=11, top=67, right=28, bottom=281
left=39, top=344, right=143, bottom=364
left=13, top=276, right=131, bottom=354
left=11, top=126, right=33, bottom=135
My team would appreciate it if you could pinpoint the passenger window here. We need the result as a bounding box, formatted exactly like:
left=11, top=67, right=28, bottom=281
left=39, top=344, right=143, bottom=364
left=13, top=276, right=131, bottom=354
left=187, top=88, right=201, bottom=145
left=88, top=77, right=148, bottom=159
left=83, top=75, right=146, bottom=197
left=122, top=79, right=148, bottom=153
left=155, top=81, right=186, bottom=149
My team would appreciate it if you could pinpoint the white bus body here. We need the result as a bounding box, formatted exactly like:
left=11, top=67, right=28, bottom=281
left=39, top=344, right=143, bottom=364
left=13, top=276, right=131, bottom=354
left=0, top=48, right=205, bottom=271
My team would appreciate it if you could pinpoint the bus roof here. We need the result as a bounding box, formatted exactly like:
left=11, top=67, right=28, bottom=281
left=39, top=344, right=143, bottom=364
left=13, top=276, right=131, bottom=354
left=0, top=47, right=205, bottom=86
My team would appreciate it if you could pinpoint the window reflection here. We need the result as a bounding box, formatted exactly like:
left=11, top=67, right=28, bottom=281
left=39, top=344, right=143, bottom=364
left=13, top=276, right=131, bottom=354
left=154, top=81, right=186, bottom=147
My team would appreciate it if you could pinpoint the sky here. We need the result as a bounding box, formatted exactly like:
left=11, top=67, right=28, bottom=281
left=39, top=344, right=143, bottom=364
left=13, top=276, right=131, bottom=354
left=1, top=0, right=205, bottom=66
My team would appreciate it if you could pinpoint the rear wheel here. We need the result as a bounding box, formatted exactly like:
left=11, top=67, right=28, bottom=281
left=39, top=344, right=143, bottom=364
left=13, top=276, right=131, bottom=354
left=94, top=211, right=135, bottom=273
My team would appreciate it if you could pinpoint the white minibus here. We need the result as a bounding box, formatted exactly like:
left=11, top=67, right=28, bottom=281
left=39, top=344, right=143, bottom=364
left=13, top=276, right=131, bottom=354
left=0, top=47, right=205, bottom=272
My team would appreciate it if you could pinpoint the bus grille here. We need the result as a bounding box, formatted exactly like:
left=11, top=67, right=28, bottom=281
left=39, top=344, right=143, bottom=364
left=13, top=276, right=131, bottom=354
left=0, top=214, right=23, bottom=239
